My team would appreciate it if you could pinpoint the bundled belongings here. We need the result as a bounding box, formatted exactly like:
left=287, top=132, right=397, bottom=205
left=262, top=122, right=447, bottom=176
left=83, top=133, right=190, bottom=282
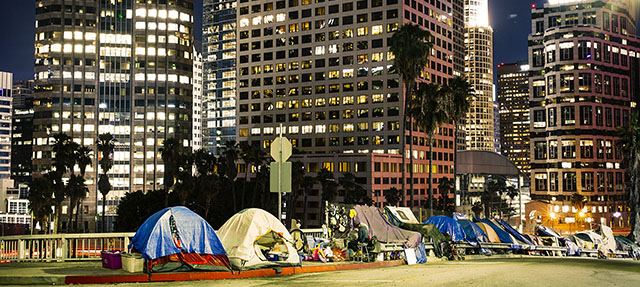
left=424, top=216, right=465, bottom=242
left=217, top=208, right=301, bottom=270
left=130, top=206, right=231, bottom=273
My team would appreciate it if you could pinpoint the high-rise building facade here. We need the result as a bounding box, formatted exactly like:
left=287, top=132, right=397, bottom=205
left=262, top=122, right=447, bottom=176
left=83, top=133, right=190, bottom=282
left=203, top=0, right=237, bottom=154
left=497, top=61, right=530, bottom=173
left=33, top=0, right=194, bottom=231
left=235, top=0, right=457, bottom=212
left=11, top=80, right=34, bottom=184
left=0, top=72, right=12, bottom=179
left=463, top=0, right=494, bottom=151
left=528, top=0, right=638, bottom=230
left=193, top=44, right=203, bottom=151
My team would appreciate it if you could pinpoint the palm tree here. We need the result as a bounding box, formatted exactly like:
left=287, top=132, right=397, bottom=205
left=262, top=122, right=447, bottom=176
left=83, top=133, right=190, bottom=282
left=617, top=113, right=640, bottom=241
left=28, top=175, right=53, bottom=234
left=97, top=133, right=115, bottom=232
left=67, top=146, right=91, bottom=232
left=173, top=151, right=195, bottom=206
left=316, top=168, right=338, bottom=203
left=221, top=141, right=240, bottom=212
left=384, top=187, right=402, bottom=207
left=67, top=174, right=88, bottom=232
left=340, top=172, right=372, bottom=205
left=159, top=138, right=181, bottom=207
left=390, top=23, right=433, bottom=207
left=411, top=83, right=449, bottom=217
left=192, top=148, right=219, bottom=220
left=444, top=76, right=473, bottom=188
left=51, top=133, right=79, bottom=233
left=287, top=161, right=305, bottom=225
left=570, top=193, right=587, bottom=214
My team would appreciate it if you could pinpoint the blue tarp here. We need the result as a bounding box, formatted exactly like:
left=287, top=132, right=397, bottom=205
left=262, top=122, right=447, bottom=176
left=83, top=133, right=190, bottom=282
left=476, top=218, right=514, bottom=244
left=496, top=219, right=534, bottom=245
left=537, top=225, right=562, bottom=238
left=130, top=206, right=228, bottom=260
left=424, top=216, right=465, bottom=242
left=457, top=219, right=488, bottom=243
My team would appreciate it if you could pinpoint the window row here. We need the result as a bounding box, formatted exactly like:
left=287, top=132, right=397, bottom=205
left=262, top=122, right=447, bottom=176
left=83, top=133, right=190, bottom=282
left=534, top=171, right=624, bottom=193
left=532, top=106, right=629, bottom=128
left=533, top=139, right=621, bottom=160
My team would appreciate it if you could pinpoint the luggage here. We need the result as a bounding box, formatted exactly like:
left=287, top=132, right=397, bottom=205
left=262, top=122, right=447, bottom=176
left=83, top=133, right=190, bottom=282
left=121, top=253, right=145, bottom=273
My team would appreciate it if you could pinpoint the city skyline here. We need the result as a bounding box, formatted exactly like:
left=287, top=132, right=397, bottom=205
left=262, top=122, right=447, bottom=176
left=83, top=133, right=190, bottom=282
left=1, top=0, right=554, bottom=81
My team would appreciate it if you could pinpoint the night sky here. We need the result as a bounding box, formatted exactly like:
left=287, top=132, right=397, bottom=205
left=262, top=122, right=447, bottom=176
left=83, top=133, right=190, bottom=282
left=0, top=0, right=565, bottom=82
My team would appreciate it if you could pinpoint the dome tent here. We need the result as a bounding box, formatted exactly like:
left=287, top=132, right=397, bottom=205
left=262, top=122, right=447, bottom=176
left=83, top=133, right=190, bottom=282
left=424, top=216, right=465, bottom=242
left=217, top=208, right=301, bottom=270
left=130, top=206, right=231, bottom=273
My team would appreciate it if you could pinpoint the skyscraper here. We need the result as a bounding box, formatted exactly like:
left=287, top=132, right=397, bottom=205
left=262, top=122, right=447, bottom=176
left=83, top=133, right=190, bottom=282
left=497, top=61, right=530, bottom=173
left=528, top=0, right=638, bottom=230
left=463, top=0, right=494, bottom=151
left=203, top=0, right=237, bottom=154
left=193, top=44, right=203, bottom=151
left=33, top=0, right=194, bottom=231
left=0, top=72, right=12, bottom=179
left=234, top=0, right=457, bottom=220
left=11, top=80, right=34, bottom=184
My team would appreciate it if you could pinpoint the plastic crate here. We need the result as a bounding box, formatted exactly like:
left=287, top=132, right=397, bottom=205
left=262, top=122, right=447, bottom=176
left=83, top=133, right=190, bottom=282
left=101, top=250, right=122, bottom=269
left=122, top=253, right=145, bottom=273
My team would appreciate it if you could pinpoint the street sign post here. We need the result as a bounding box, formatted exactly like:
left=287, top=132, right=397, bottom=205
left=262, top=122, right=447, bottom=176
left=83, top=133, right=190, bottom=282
left=270, top=124, right=292, bottom=222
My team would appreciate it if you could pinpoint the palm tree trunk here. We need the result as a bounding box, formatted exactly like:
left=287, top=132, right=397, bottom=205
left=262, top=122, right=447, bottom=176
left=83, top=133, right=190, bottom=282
left=410, top=120, right=414, bottom=208
left=429, top=134, right=433, bottom=218
left=54, top=203, right=62, bottom=234
left=231, top=179, right=237, bottom=212
left=303, top=193, right=309, bottom=228
left=453, top=121, right=459, bottom=210
left=101, top=192, right=107, bottom=232
left=401, top=83, right=410, bottom=207
left=242, top=166, right=249, bottom=209
left=630, top=155, right=640, bottom=241
left=68, top=198, right=77, bottom=233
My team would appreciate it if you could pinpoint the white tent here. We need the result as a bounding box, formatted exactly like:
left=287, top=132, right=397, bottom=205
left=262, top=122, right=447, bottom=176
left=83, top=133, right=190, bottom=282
left=598, top=225, right=617, bottom=254
left=217, top=208, right=301, bottom=269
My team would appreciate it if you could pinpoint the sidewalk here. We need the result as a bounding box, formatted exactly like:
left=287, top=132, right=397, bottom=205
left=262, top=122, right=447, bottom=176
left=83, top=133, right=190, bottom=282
left=0, top=260, right=405, bottom=285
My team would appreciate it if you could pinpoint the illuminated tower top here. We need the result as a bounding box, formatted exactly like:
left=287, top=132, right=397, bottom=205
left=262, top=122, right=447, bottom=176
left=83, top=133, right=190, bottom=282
left=465, top=0, right=490, bottom=28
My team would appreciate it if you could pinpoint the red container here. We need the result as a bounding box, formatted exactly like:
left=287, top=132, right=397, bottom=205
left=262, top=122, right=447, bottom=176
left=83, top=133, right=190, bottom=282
left=101, top=250, right=122, bottom=269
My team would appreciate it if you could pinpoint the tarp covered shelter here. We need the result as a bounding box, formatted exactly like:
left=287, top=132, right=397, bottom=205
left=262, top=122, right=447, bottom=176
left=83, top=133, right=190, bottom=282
left=353, top=205, right=421, bottom=248
left=217, top=208, right=300, bottom=270
left=424, top=216, right=465, bottom=242
left=476, top=222, right=500, bottom=243
left=477, top=218, right=514, bottom=244
left=536, top=225, right=562, bottom=238
left=496, top=219, right=534, bottom=245
left=597, top=225, right=617, bottom=254
left=130, top=206, right=231, bottom=272
left=457, top=219, right=488, bottom=243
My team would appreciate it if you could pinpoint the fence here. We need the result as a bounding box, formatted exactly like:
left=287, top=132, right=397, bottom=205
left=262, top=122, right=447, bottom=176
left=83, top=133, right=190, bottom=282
left=0, top=233, right=135, bottom=262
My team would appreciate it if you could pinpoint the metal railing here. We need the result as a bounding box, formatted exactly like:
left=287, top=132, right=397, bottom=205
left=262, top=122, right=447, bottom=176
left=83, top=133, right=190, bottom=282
left=0, top=233, right=135, bottom=262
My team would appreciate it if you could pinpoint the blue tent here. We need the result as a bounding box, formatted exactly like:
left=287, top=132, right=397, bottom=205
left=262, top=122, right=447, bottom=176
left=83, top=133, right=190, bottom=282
left=537, top=225, right=562, bottom=239
left=130, top=206, right=230, bottom=272
left=476, top=218, right=514, bottom=244
left=496, top=219, right=534, bottom=245
left=424, top=216, right=465, bottom=242
left=457, top=219, right=488, bottom=243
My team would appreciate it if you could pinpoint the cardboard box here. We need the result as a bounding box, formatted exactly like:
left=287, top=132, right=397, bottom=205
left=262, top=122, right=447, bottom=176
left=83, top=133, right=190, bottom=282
left=101, top=250, right=122, bottom=269
left=121, top=253, right=145, bottom=273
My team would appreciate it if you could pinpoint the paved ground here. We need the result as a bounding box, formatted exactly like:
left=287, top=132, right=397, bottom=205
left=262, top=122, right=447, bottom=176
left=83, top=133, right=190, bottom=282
left=3, top=257, right=640, bottom=286
left=115, top=258, right=640, bottom=287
